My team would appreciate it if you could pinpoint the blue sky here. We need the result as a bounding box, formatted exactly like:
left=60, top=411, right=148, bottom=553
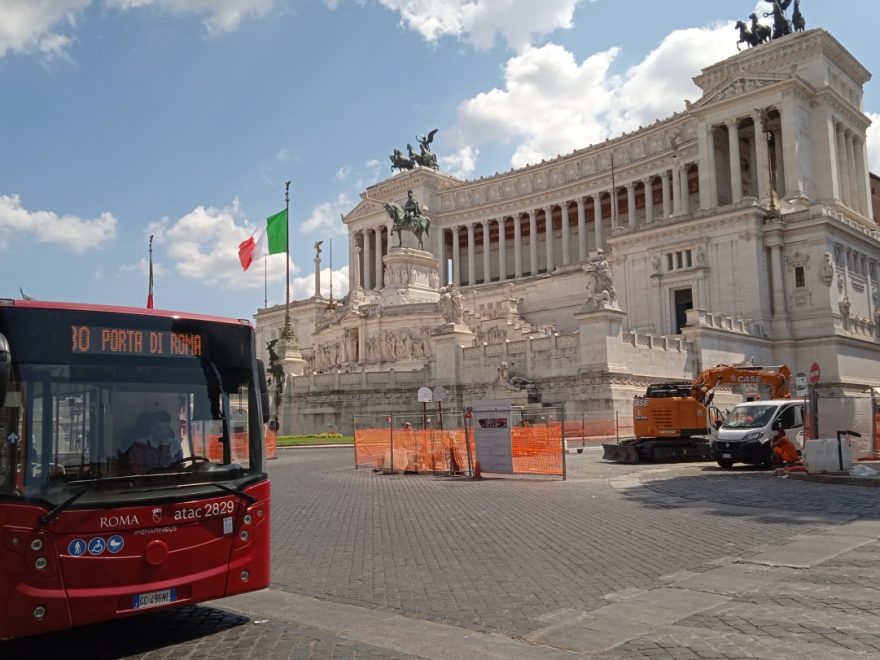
left=2, top=0, right=879, bottom=322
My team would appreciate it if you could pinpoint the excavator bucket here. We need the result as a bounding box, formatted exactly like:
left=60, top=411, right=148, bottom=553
left=602, top=443, right=640, bottom=463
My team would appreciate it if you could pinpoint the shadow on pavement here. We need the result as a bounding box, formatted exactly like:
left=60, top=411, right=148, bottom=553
left=0, top=605, right=249, bottom=660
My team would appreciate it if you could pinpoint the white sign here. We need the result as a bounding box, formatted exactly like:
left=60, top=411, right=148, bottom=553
left=795, top=373, right=808, bottom=396
left=469, top=399, right=514, bottom=474
left=417, top=386, right=433, bottom=403
left=432, top=386, right=447, bottom=402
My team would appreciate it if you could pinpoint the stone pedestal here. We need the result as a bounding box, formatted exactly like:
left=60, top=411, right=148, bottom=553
left=430, top=325, right=475, bottom=383
left=573, top=306, right=630, bottom=373
left=381, top=247, right=441, bottom=305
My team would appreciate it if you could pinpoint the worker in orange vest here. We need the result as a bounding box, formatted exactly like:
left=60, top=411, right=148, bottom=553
left=770, top=428, right=800, bottom=467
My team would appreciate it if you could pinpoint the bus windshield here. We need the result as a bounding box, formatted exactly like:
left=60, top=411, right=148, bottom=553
left=0, top=304, right=265, bottom=508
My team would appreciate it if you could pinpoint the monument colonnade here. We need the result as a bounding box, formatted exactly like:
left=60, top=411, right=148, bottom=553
left=350, top=160, right=698, bottom=291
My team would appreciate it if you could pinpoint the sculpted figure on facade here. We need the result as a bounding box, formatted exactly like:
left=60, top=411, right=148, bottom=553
left=438, top=284, right=465, bottom=325
left=584, top=253, right=619, bottom=310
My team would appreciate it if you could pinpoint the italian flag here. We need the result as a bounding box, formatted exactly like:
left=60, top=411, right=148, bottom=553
left=239, top=209, right=287, bottom=271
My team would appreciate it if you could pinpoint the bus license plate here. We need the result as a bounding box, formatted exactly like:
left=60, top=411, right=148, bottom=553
left=722, top=453, right=732, bottom=459
left=133, top=588, right=176, bottom=609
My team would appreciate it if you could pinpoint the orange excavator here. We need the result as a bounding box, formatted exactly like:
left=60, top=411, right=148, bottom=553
left=603, top=364, right=792, bottom=463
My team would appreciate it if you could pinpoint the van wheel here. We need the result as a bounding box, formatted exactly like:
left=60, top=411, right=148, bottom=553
left=716, top=459, right=734, bottom=469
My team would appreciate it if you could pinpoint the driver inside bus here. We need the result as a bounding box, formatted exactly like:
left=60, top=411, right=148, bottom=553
left=125, top=410, right=183, bottom=474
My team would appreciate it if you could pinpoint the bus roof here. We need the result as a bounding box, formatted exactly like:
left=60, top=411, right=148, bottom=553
left=0, top=298, right=252, bottom=328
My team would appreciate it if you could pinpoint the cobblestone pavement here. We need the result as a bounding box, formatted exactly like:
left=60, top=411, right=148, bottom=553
left=4, top=447, right=880, bottom=658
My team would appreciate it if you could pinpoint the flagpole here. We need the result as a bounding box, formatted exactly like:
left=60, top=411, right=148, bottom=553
left=329, top=238, right=333, bottom=305
left=147, top=234, right=154, bottom=309
left=264, top=258, right=268, bottom=309
left=283, top=181, right=292, bottom=339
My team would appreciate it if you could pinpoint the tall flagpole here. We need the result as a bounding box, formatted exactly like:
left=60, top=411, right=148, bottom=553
left=147, top=234, right=154, bottom=309
left=283, top=181, right=292, bottom=339
left=329, top=238, right=333, bottom=304
left=264, top=258, right=268, bottom=309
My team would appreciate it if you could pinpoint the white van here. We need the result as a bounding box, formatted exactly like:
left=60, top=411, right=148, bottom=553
left=710, top=399, right=805, bottom=469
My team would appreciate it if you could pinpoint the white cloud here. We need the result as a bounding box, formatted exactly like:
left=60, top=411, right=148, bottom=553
left=376, top=0, right=579, bottom=51
left=0, top=194, right=117, bottom=251
left=292, top=265, right=350, bottom=300
left=866, top=113, right=880, bottom=175
left=455, top=23, right=738, bottom=169
left=334, top=166, right=350, bottom=181
left=0, top=0, right=89, bottom=60
left=441, top=146, right=477, bottom=179
left=161, top=200, right=294, bottom=290
left=299, top=193, right=352, bottom=234
left=275, top=148, right=290, bottom=162
left=104, top=0, right=277, bottom=35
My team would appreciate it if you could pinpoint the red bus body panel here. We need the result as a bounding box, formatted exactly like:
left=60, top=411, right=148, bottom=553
left=0, top=481, right=270, bottom=640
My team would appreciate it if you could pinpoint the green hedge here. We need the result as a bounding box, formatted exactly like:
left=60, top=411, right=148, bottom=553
left=276, top=433, right=353, bottom=446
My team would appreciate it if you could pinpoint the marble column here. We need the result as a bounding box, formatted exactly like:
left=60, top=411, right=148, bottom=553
left=643, top=177, right=654, bottom=224
left=374, top=226, right=383, bottom=290
left=544, top=206, right=554, bottom=273
left=498, top=217, right=507, bottom=280
left=752, top=113, right=771, bottom=202
left=593, top=194, right=604, bottom=251
left=727, top=119, right=743, bottom=203
left=466, top=222, right=476, bottom=285
left=679, top=166, right=690, bottom=215
left=528, top=210, right=537, bottom=276
left=661, top=171, right=672, bottom=219
left=438, top=228, right=447, bottom=286
left=846, top=131, right=859, bottom=211
left=363, top=229, right=372, bottom=290
left=452, top=226, right=461, bottom=285
left=514, top=216, right=522, bottom=278
left=577, top=198, right=587, bottom=260
left=352, top=244, right=362, bottom=290
left=482, top=220, right=491, bottom=283
left=672, top=165, right=682, bottom=215
left=626, top=183, right=637, bottom=228
left=836, top=124, right=851, bottom=206
left=561, top=202, right=571, bottom=266
left=855, top=137, right=871, bottom=217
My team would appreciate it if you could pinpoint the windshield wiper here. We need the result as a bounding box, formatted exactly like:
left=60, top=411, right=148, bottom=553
left=199, top=481, right=257, bottom=506
left=38, top=480, right=97, bottom=526
left=37, top=474, right=158, bottom=526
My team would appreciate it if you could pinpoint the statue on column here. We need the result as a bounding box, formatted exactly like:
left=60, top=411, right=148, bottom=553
left=266, top=339, right=285, bottom=393
left=584, top=252, right=619, bottom=310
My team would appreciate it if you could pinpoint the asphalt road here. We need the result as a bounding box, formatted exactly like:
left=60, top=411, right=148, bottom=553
left=4, top=447, right=880, bottom=658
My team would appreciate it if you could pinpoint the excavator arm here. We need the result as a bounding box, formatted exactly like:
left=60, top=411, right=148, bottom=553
left=689, top=364, right=791, bottom=403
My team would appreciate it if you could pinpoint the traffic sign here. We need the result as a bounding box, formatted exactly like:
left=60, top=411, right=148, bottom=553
left=795, top=374, right=807, bottom=396
left=432, top=386, right=447, bottom=402
left=417, top=386, right=433, bottom=403
left=809, top=362, right=821, bottom=385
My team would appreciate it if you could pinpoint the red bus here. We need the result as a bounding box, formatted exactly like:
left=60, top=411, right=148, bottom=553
left=0, top=299, right=271, bottom=640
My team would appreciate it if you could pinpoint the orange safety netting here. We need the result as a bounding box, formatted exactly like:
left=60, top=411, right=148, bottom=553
left=560, top=419, right=618, bottom=442
left=355, top=428, right=469, bottom=473
left=509, top=424, right=563, bottom=475
left=355, top=423, right=565, bottom=476
left=265, top=428, right=277, bottom=460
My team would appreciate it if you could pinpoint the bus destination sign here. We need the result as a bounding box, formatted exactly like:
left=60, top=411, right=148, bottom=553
left=71, top=326, right=203, bottom=358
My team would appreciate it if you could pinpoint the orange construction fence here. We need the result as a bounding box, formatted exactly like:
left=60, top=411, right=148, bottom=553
left=354, top=415, right=567, bottom=478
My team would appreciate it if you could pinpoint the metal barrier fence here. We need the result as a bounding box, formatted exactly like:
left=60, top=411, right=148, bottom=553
left=804, top=391, right=879, bottom=460
left=353, top=407, right=567, bottom=479
left=561, top=412, right=635, bottom=450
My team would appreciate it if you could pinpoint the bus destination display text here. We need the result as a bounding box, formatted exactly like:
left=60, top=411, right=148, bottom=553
left=71, top=326, right=203, bottom=357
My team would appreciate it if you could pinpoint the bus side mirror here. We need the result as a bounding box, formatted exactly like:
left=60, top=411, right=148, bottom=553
left=0, top=333, right=10, bottom=407
left=256, top=359, right=271, bottom=424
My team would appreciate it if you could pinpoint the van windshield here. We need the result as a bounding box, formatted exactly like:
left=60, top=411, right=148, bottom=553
left=721, top=405, right=777, bottom=430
